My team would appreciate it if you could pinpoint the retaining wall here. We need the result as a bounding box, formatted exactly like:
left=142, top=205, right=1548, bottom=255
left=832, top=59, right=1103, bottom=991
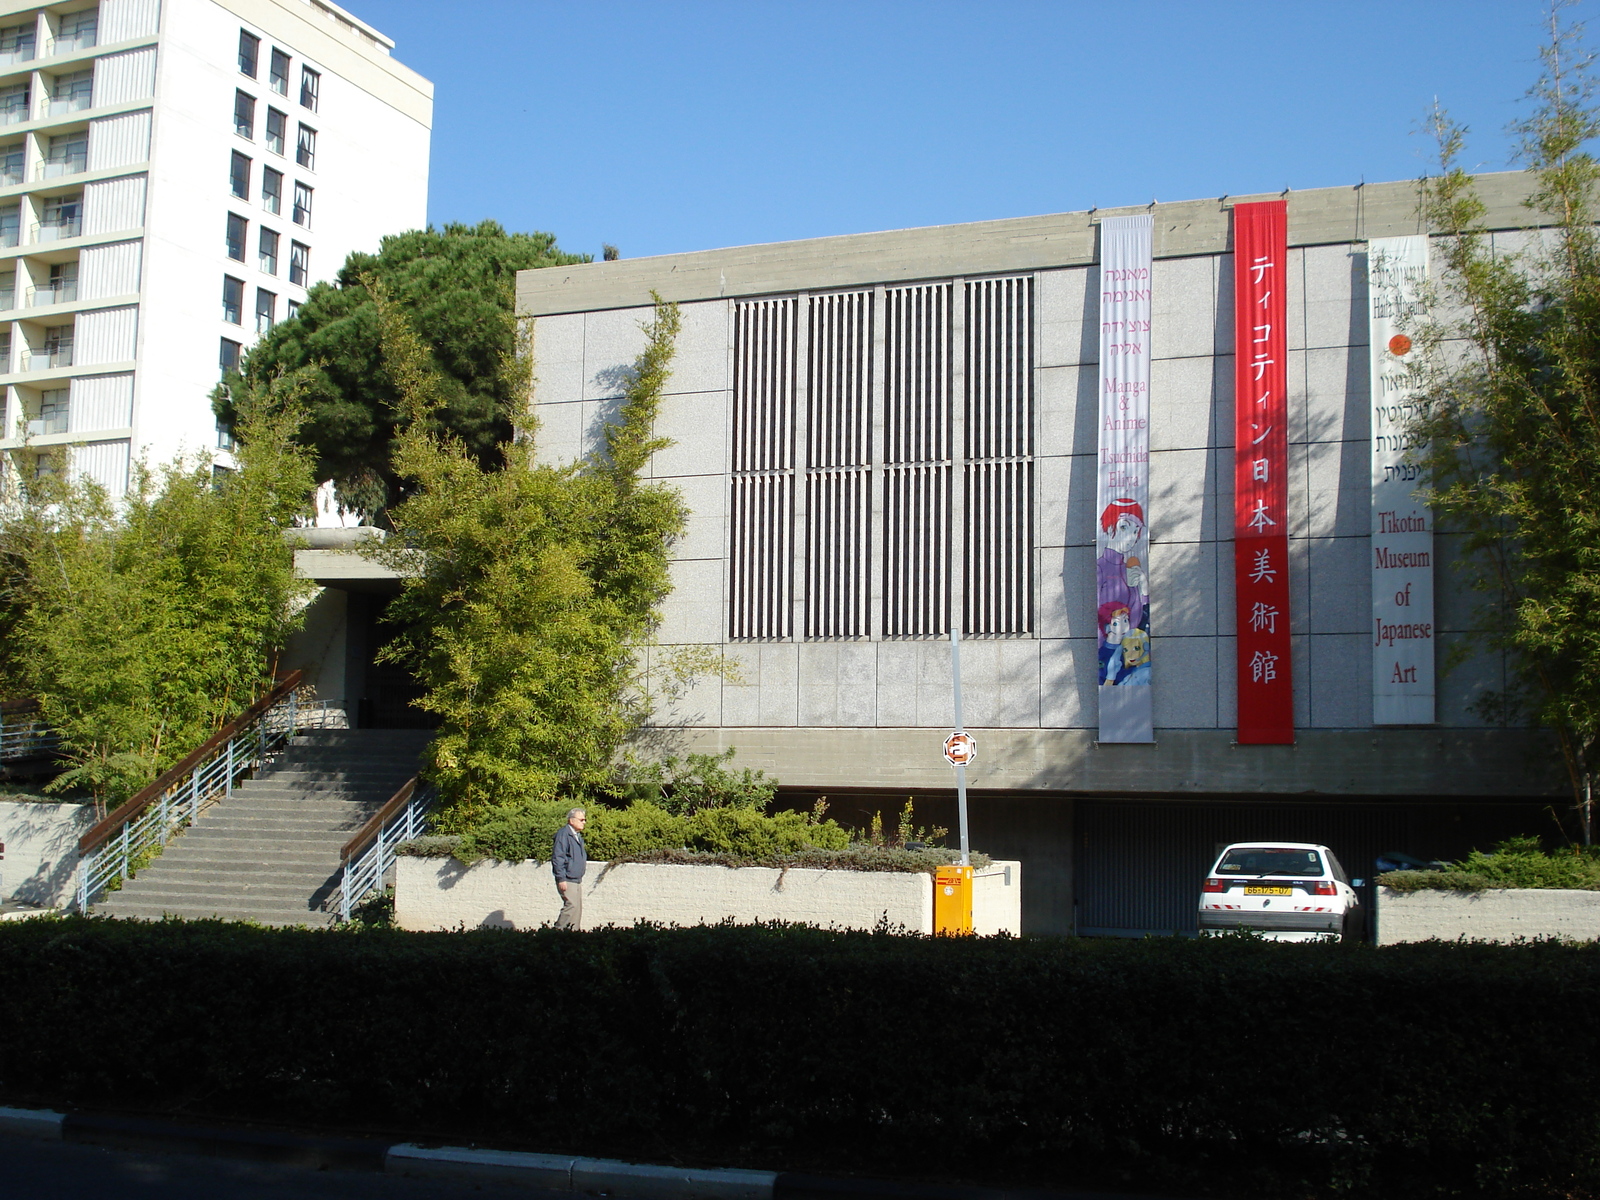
left=396, top=857, right=1021, bottom=935
left=0, top=800, right=94, bottom=909
left=1377, top=886, right=1600, bottom=944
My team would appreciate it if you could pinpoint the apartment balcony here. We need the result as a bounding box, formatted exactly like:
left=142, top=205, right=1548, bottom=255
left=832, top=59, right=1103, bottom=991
left=37, top=153, right=86, bottom=180
left=0, top=47, right=35, bottom=68
left=33, top=218, right=81, bottom=242
left=26, top=414, right=67, bottom=436
left=45, top=94, right=92, bottom=119
left=29, top=282, right=76, bottom=306
left=45, top=34, right=96, bottom=58
left=0, top=162, right=23, bottom=187
left=26, top=348, right=73, bottom=371
left=0, top=226, right=20, bottom=249
left=0, top=101, right=28, bottom=127
left=0, top=289, right=14, bottom=310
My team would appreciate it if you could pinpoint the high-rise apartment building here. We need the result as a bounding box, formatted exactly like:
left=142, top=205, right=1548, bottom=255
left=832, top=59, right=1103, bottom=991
left=0, top=0, right=431, bottom=490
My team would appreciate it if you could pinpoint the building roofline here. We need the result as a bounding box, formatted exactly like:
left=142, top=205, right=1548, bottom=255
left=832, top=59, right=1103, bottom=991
left=517, top=170, right=1542, bottom=317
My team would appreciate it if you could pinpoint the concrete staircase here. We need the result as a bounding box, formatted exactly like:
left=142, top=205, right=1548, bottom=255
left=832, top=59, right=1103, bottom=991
left=93, top=729, right=431, bottom=926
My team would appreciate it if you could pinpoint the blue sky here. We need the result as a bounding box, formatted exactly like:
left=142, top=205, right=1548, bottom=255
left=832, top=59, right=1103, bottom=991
left=360, top=0, right=1556, bottom=261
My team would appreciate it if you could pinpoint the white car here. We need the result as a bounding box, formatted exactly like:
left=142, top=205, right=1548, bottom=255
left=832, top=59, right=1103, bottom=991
left=1198, top=842, right=1364, bottom=941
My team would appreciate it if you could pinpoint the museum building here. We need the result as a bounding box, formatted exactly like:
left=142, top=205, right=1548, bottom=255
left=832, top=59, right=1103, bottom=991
left=513, top=172, right=1564, bottom=936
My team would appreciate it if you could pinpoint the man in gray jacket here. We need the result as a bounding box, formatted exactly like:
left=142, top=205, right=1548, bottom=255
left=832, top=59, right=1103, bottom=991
left=552, top=808, right=587, bottom=929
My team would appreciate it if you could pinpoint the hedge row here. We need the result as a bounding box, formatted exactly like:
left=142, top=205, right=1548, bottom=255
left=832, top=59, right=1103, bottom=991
left=2, top=919, right=1598, bottom=1199
left=1382, top=836, right=1600, bottom=892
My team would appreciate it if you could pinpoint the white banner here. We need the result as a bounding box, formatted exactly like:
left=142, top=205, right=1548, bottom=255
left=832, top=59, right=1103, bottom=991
left=1367, top=235, right=1435, bottom=725
left=1096, top=215, right=1153, bottom=742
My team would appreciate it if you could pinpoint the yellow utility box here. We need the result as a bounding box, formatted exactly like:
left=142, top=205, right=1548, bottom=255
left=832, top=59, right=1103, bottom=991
left=934, top=865, right=973, bottom=935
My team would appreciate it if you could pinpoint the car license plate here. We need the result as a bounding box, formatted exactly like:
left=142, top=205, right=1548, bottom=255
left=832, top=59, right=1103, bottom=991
left=1244, top=886, right=1292, bottom=895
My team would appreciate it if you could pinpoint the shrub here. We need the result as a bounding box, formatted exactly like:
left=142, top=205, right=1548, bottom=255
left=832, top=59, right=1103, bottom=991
left=1, top=920, right=1598, bottom=1199
left=1381, top=836, right=1600, bottom=892
left=623, top=748, right=777, bottom=815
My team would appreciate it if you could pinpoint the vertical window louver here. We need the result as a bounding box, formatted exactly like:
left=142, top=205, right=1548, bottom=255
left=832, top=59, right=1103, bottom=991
left=964, top=276, right=1034, bottom=634
left=882, top=283, right=953, bottom=637
left=729, top=298, right=798, bottom=639
left=805, top=291, right=872, bottom=638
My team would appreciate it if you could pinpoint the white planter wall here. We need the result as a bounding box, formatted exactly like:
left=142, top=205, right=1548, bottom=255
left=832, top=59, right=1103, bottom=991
left=0, top=801, right=95, bottom=909
left=397, top=857, right=1021, bottom=936
left=1377, top=886, right=1600, bottom=944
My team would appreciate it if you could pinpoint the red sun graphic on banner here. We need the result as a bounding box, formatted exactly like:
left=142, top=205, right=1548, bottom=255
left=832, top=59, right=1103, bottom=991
left=1388, top=334, right=1413, bottom=356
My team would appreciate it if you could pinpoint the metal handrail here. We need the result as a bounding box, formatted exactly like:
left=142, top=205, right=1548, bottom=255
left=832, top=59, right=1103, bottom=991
left=337, top=775, right=434, bottom=921
left=0, top=699, right=58, bottom=761
left=75, top=670, right=305, bottom=911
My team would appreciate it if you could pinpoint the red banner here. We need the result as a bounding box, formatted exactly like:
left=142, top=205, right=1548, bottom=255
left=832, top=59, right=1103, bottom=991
left=1232, top=201, right=1293, bottom=743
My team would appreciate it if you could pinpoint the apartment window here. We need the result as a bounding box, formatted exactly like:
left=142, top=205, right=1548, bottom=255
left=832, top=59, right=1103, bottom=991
left=43, top=132, right=87, bottom=178
left=0, top=270, right=13, bottom=310
left=233, top=90, right=255, bottom=138
left=291, top=182, right=311, bottom=228
left=42, top=325, right=72, bottom=368
left=39, top=195, right=81, bottom=240
left=0, top=204, right=19, bottom=248
left=289, top=240, right=309, bottom=286
left=238, top=30, right=259, bottom=78
left=49, top=70, right=93, bottom=117
left=229, top=150, right=250, bottom=199
left=222, top=275, right=243, bottom=324
left=37, top=388, right=68, bottom=434
left=225, top=212, right=246, bottom=260
left=0, top=141, right=23, bottom=187
left=42, top=261, right=77, bottom=304
left=219, top=337, right=241, bottom=376
left=0, top=330, right=10, bottom=370
left=269, top=48, right=289, bottom=95
left=257, top=225, right=278, bottom=274
left=299, top=67, right=319, bottom=111
left=264, top=107, right=285, bottom=154
left=295, top=123, right=315, bottom=170
left=56, top=10, right=97, bottom=53
left=216, top=420, right=235, bottom=450
left=254, top=288, right=274, bottom=335
left=0, top=82, right=27, bottom=125
left=286, top=298, right=299, bottom=320
left=261, top=166, right=282, bottom=214
left=0, top=23, right=36, bottom=66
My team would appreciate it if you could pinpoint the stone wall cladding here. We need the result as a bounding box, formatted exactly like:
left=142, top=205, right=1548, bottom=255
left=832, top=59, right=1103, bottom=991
left=0, top=801, right=95, bottom=909
left=396, top=857, right=1021, bottom=936
left=1376, top=886, right=1600, bottom=944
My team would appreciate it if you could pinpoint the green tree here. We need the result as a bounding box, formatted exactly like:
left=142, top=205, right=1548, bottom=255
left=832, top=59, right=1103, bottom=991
left=216, top=221, right=588, bottom=520
left=0, top=398, right=316, bottom=811
left=369, top=284, right=689, bottom=828
left=1411, top=8, right=1600, bottom=841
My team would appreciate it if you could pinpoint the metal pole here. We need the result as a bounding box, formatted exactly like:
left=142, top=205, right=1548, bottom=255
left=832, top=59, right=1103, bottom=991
left=951, top=627, right=969, bottom=867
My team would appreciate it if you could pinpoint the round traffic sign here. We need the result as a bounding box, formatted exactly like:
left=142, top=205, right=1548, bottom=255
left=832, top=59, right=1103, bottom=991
left=943, top=731, right=976, bottom=767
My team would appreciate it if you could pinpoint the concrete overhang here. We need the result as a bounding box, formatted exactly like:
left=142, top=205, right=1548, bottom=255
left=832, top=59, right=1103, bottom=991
left=516, top=171, right=1543, bottom=317
left=292, top=548, right=418, bottom=595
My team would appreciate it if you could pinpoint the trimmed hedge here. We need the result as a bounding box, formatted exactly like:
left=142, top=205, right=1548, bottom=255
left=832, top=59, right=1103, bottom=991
left=2, top=920, right=1598, bottom=1198
left=427, top=799, right=852, bottom=865
left=1382, top=836, right=1600, bottom=892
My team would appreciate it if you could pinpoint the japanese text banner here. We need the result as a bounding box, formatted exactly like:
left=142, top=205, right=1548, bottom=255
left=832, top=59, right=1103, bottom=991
left=1368, top=235, right=1434, bottom=724
left=1233, top=201, right=1293, bottom=743
left=1096, top=214, right=1154, bottom=742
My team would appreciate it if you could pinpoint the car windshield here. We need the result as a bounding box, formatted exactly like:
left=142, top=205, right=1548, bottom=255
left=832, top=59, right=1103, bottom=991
left=1215, top=847, right=1325, bottom=878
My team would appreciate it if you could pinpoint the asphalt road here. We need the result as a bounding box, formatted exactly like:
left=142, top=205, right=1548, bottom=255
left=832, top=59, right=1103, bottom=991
left=0, top=1133, right=539, bottom=1199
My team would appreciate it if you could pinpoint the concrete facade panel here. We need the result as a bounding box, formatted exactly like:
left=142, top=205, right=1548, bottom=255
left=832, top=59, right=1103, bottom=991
left=651, top=390, right=730, bottom=479
left=1040, top=638, right=1097, bottom=729
left=663, top=472, right=726, bottom=562
left=532, top=400, right=583, bottom=469
left=582, top=306, right=651, bottom=400
left=1148, top=448, right=1216, bottom=543
left=1304, top=344, right=1367, bottom=444
left=1303, top=243, right=1367, bottom=351
left=1039, top=544, right=1096, bottom=642
left=1152, top=635, right=1219, bottom=729
left=876, top=641, right=918, bottom=727
left=656, top=559, right=722, bottom=645
left=1149, top=355, right=1215, bottom=452
left=1036, top=452, right=1095, bottom=548
left=1307, top=632, right=1369, bottom=729
left=1037, top=365, right=1097, bottom=458
left=757, top=644, right=799, bottom=727
left=1151, top=541, right=1218, bottom=638
left=665, top=300, right=731, bottom=395
left=1307, top=537, right=1369, bottom=635
left=1305, top=437, right=1371, bottom=539
left=1037, top=266, right=1095, bottom=369
left=1150, top=255, right=1215, bottom=361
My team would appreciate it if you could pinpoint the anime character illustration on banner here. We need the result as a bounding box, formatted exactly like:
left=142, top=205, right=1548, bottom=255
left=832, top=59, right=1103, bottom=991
left=1096, top=497, right=1150, bottom=686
